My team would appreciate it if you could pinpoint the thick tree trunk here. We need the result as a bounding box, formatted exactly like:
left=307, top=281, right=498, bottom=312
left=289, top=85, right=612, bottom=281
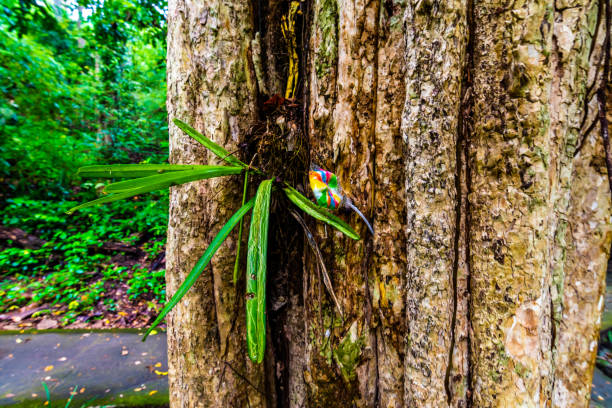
left=166, top=1, right=266, bottom=407
left=165, top=0, right=611, bottom=407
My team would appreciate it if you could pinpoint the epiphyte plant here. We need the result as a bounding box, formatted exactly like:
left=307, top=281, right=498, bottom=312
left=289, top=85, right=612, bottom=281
left=67, top=118, right=361, bottom=364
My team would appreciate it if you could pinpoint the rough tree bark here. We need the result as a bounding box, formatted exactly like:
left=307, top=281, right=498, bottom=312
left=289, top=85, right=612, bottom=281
left=165, top=0, right=612, bottom=407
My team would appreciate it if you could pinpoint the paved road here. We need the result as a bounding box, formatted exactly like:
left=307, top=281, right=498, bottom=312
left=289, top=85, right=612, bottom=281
left=0, top=330, right=168, bottom=407
left=1, top=328, right=612, bottom=407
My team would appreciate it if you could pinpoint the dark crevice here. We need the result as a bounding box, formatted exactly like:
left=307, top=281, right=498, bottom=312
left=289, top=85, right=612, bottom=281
left=444, top=83, right=463, bottom=405
left=444, top=0, right=475, bottom=405
left=577, top=0, right=606, bottom=152
left=464, top=0, right=475, bottom=405
left=246, top=0, right=310, bottom=406
left=598, top=0, right=611, bottom=200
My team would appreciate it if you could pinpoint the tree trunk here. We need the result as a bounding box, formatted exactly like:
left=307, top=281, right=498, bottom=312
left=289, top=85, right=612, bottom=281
left=165, top=0, right=612, bottom=407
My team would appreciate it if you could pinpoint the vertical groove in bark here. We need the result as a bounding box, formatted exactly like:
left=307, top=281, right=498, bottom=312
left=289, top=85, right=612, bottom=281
left=372, top=1, right=408, bottom=406
left=401, top=1, right=468, bottom=406
left=260, top=0, right=286, bottom=96
left=451, top=0, right=475, bottom=405
left=305, top=0, right=381, bottom=406
left=166, top=1, right=263, bottom=406
left=469, top=0, right=555, bottom=405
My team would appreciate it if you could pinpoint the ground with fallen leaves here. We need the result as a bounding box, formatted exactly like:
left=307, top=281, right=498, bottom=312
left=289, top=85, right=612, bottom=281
left=0, top=226, right=166, bottom=331
left=0, top=290, right=165, bottom=331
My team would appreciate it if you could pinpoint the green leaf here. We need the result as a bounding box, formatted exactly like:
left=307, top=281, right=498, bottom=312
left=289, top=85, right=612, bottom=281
left=66, top=187, right=152, bottom=214
left=283, top=186, right=360, bottom=240
left=77, top=164, right=209, bottom=179
left=42, top=382, right=50, bottom=404
left=142, top=197, right=256, bottom=341
left=246, top=178, right=274, bottom=363
left=67, top=167, right=242, bottom=214
left=173, top=119, right=247, bottom=168
left=104, top=166, right=242, bottom=193
left=65, top=385, right=78, bottom=408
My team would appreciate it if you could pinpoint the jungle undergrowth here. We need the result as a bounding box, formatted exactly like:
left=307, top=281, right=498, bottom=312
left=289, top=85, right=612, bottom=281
left=0, top=197, right=167, bottom=327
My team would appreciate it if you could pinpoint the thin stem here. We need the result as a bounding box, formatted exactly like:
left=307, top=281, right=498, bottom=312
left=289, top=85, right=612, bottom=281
left=346, top=199, right=374, bottom=235
left=233, top=171, right=249, bottom=284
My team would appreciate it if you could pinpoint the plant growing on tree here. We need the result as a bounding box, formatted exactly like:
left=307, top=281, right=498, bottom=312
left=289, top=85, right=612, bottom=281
left=67, top=118, right=361, bottom=363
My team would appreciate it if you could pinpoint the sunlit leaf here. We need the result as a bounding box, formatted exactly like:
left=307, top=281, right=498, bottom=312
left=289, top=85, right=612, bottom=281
left=283, top=185, right=359, bottom=240
left=142, top=197, right=256, bottom=341
left=246, top=178, right=273, bottom=363
left=67, top=167, right=242, bottom=214
left=77, top=164, right=208, bottom=179
left=173, top=119, right=247, bottom=168
left=104, top=166, right=242, bottom=193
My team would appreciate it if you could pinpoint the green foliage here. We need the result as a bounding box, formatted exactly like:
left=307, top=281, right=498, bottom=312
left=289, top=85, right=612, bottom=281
left=0, top=196, right=167, bottom=319
left=233, top=171, right=249, bottom=284
left=0, top=0, right=168, bottom=200
left=72, top=120, right=361, bottom=364
left=142, top=196, right=256, bottom=340
left=246, top=179, right=273, bottom=363
left=172, top=119, right=248, bottom=168
left=78, top=164, right=209, bottom=178
left=283, top=185, right=359, bottom=240
left=127, top=266, right=166, bottom=302
left=0, top=0, right=169, bottom=321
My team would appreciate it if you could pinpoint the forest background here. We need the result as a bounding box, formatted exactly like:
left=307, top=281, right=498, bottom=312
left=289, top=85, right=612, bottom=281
left=0, top=0, right=170, bottom=329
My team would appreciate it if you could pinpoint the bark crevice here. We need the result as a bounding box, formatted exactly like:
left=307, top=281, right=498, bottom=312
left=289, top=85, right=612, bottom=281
left=463, top=0, right=475, bottom=404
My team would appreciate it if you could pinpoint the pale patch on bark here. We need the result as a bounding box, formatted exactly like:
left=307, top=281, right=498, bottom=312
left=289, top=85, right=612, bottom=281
left=503, top=300, right=542, bottom=372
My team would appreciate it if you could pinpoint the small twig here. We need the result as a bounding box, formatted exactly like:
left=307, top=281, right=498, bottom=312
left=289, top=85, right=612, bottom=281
left=289, top=208, right=344, bottom=319
left=233, top=171, right=249, bottom=284
left=223, top=361, right=266, bottom=396
left=575, top=117, right=599, bottom=157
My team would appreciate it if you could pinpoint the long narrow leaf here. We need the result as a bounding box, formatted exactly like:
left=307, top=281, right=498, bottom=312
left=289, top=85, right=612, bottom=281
left=283, top=186, right=360, bottom=240
left=173, top=119, right=247, bottom=168
left=66, top=187, right=152, bottom=214
left=104, top=166, right=242, bottom=193
left=65, top=385, right=78, bottom=408
left=67, top=167, right=242, bottom=214
left=42, top=382, right=50, bottom=405
left=77, top=164, right=208, bottom=179
left=246, top=179, right=274, bottom=363
left=142, top=197, right=256, bottom=341
left=233, top=171, right=249, bottom=284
